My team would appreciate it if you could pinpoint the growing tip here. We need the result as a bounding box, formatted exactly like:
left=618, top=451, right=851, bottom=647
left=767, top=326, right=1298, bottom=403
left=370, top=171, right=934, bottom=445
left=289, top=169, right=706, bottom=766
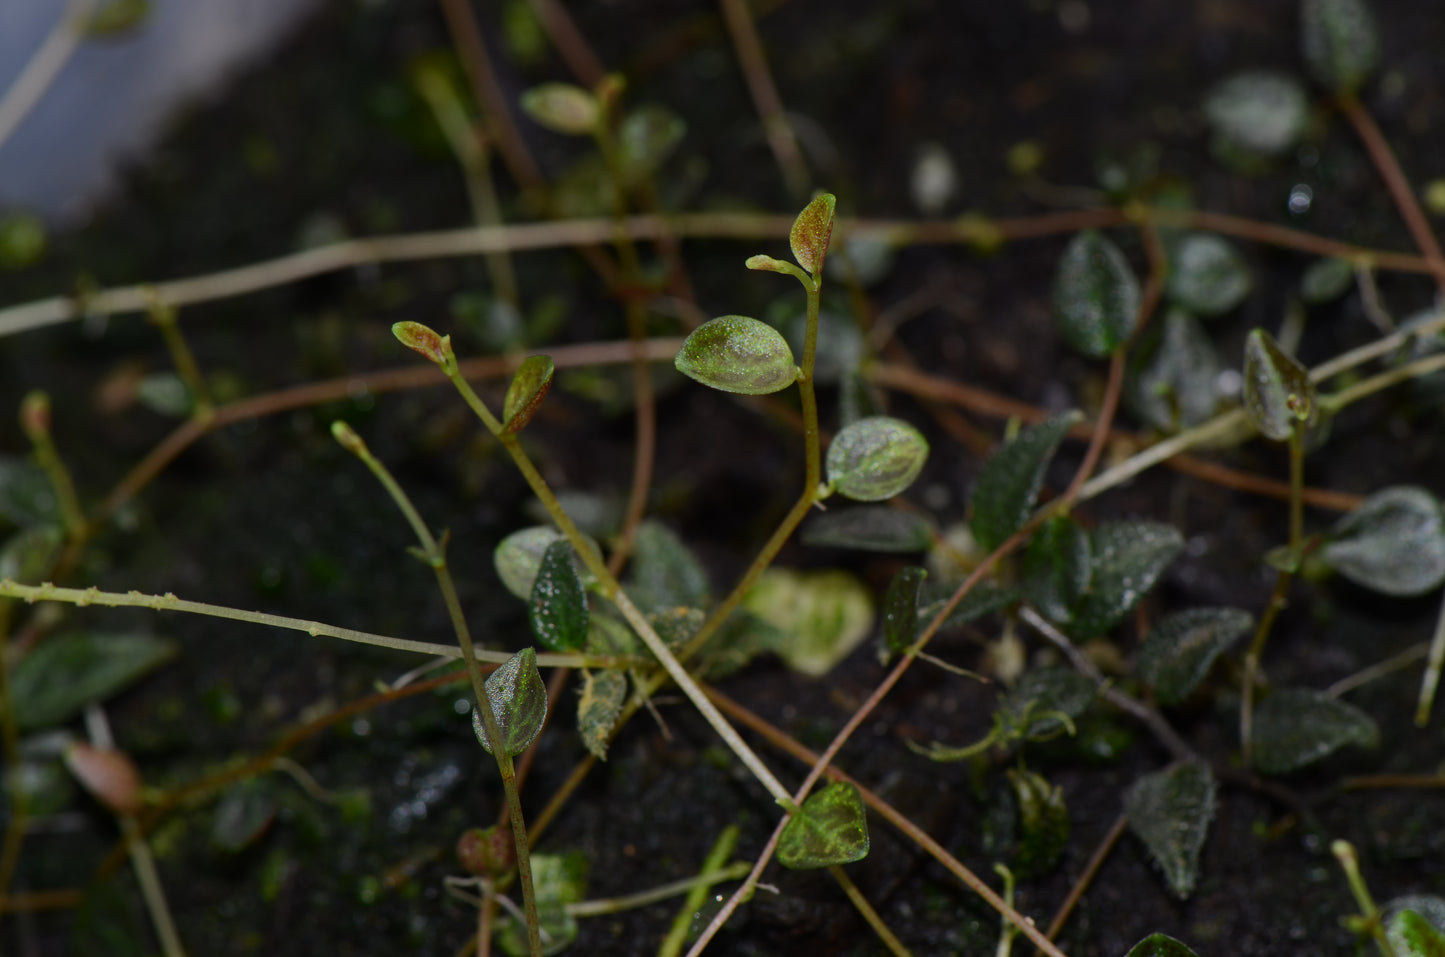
left=392, top=321, right=450, bottom=366
left=330, top=420, right=367, bottom=455
left=19, top=390, right=50, bottom=440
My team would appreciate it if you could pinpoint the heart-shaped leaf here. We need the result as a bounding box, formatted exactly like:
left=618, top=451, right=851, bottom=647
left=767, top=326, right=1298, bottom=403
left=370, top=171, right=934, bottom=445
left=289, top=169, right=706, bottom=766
left=519, top=83, right=600, bottom=135
left=1069, top=521, right=1184, bottom=639
left=1301, top=0, right=1379, bottom=95
left=790, top=193, right=837, bottom=275
left=1243, top=328, right=1316, bottom=442
left=502, top=355, right=555, bottom=433
left=12, top=632, right=176, bottom=731
left=1124, top=934, right=1202, bottom=957
left=472, top=647, right=548, bottom=757
left=1124, top=761, right=1215, bottom=899
left=1022, top=514, right=1093, bottom=625
left=674, top=315, right=798, bottom=395
left=802, top=506, right=935, bottom=553
left=777, top=781, right=870, bottom=869
left=576, top=668, right=627, bottom=761
left=970, top=412, right=1082, bottom=553
left=529, top=540, right=589, bottom=652
left=827, top=416, right=930, bottom=502
left=1137, top=607, right=1254, bottom=705
left=743, top=567, right=874, bottom=677
left=881, top=566, right=927, bottom=657
left=1203, top=71, right=1309, bottom=159
left=1126, top=308, right=1221, bottom=431
left=1252, top=687, right=1378, bottom=774
left=1167, top=234, right=1251, bottom=317
left=1323, top=486, right=1445, bottom=596
left=1053, top=230, right=1140, bottom=357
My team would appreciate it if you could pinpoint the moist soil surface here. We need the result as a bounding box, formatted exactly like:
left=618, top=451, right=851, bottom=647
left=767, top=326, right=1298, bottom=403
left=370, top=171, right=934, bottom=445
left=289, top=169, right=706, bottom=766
left=3, top=1, right=1445, bottom=955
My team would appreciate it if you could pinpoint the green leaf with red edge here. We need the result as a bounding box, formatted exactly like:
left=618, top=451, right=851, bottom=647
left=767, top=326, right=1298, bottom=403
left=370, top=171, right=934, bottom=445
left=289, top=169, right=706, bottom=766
left=502, top=355, right=555, bottom=433
left=674, top=315, right=798, bottom=395
left=778, top=781, right=870, bottom=869
left=790, top=193, right=837, bottom=275
left=392, top=321, right=449, bottom=365
left=528, top=540, right=589, bottom=652
left=1242, top=327, right=1316, bottom=442
left=472, top=647, right=547, bottom=757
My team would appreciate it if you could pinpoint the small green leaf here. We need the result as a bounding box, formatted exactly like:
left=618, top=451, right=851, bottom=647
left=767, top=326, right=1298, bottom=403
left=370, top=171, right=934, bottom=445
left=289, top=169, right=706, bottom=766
left=999, top=666, right=1096, bottom=742
left=616, top=105, right=685, bottom=185
left=0, top=457, right=59, bottom=528
left=1243, top=328, right=1317, bottom=441
left=1124, top=761, right=1215, bottom=899
left=627, top=521, right=711, bottom=612
left=1323, top=486, right=1445, bottom=596
left=1203, top=71, right=1309, bottom=158
left=882, top=567, right=927, bottom=657
left=1301, top=257, right=1356, bottom=304
left=392, top=320, right=450, bottom=365
left=1301, top=0, right=1379, bottom=95
left=576, top=669, right=627, bottom=761
left=11, top=632, right=176, bottom=731
left=777, top=781, right=869, bottom=869
left=1126, top=308, right=1221, bottom=431
left=472, top=648, right=547, bottom=757
left=1252, top=688, right=1378, bottom=774
left=1137, top=607, right=1254, bottom=705
left=0, top=525, right=63, bottom=584
left=136, top=373, right=192, bottom=418
left=1007, top=768, right=1069, bottom=878
left=1053, top=230, right=1141, bottom=357
left=1166, top=234, right=1251, bottom=317
left=0, top=213, right=47, bottom=270
left=1069, top=521, right=1184, bottom=639
left=674, top=315, right=798, bottom=395
left=210, top=781, right=278, bottom=853
left=502, top=355, right=555, bottom=433
left=1386, top=898, right=1445, bottom=957
left=519, top=83, right=600, bottom=135
left=790, top=193, right=837, bottom=275
left=1022, top=515, right=1093, bottom=625
left=1123, top=933, right=1202, bottom=957
left=970, top=412, right=1082, bottom=553
left=743, top=568, right=874, bottom=677
left=1388, top=909, right=1445, bottom=957
left=802, top=506, right=935, bottom=553
left=529, top=540, right=589, bottom=652
left=495, top=526, right=598, bottom=600
left=827, top=417, right=930, bottom=502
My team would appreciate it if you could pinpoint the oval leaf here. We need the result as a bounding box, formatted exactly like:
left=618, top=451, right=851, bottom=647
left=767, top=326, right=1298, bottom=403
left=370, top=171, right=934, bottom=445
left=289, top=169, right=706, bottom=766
left=1389, top=909, right=1445, bottom=957
left=1301, top=0, right=1379, bottom=95
left=882, top=566, right=927, bottom=657
left=1070, top=521, right=1185, bottom=640
left=1137, top=607, right=1254, bottom=705
left=827, top=416, right=930, bottom=502
left=1124, top=933, right=1203, bottom=957
left=529, top=540, right=589, bottom=652
left=392, top=320, right=449, bottom=365
left=1243, top=328, right=1317, bottom=442
left=495, top=526, right=597, bottom=600
left=519, top=83, right=599, bottom=135
left=576, top=668, right=627, bottom=761
left=777, top=781, right=869, bottom=869
left=1053, top=230, right=1140, bottom=357
left=1301, top=257, right=1356, bottom=304
left=802, top=506, right=935, bottom=553
left=674, top=315, right=798, bottom=395
left=1252, top=687, right=1378, bottom=774
left=1167, top=234, right=1251, bottom=317
left=1126, top=308, right=1221, bottom=431
left=502, top=355, right=555, bottom=433
left=970, top=412, right=1082, bottom=553
left=626, top=521, right=711, bottom=612
left=1203, top=71, right=1309, bottom=158
left=1323, top=486, right=1445, bottom=596
left=472, top=647, right=547, bottom=757
left=12, top=632, right=176, bottom=731
left=1124, top=761, right=1215, bottom=899
left=790, top=193, right=837, bottom=275
left=1023, top=514, right=1093, bottom=625
left=743, top=568, right=874, bottom=677
left=211, top=781, right=278, bottom=853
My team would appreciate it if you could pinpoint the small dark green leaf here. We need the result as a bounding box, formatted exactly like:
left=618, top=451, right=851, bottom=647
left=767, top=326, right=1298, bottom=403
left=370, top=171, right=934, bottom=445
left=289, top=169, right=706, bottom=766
left=529, top=540, right=589, bottom=652
left=1323, top=486, right=1445, bottom=596
left=472, top=648, right=547, bottom=757
left=1301, top=0, right=1379, bottom=95
left=519, top=83, right=600, bottom=135
left=1126, top=308, right=1221, bottom=431
left=502, top=355, right=554, bottom=433
left=1124, top=761, right=1215, bottom=899
left=1203, top=71, right=1309, bottom=158
left=999, top=666, right=1096, bottom=742
left=1167, top=234, right=1251, bottom=316
left=802, top=506, right=935, bottom=553
left=1243, top=328, right=1317, bottom=441
left=882, top=567, right=927, bottom=657
left=12, top=632, right=176, bottom=731
left=826, top=416, right=930, bottom=502
left=1022, top=514, right=1092, bottom=624
left=1124, top=933, right=1202, bottom=957
left=790, top=193, right=837, bottom=275
left=1053, top=230, right=1141, bottom=357
left=0, top=214, right=46, bottom=270
left=1389, top=909, right=1445, bottom=957
left=1137, top=607, right=1254, bottom=705
left=970, top=412, right=1082, bottom=552
left=495, top=526, right=598, bottom=600
left=627, top=521, right=711, bottom=611
left=576, top=668, right=627, bottom=761
left=211, top=781, right=278, bottom=853
left=616, top=105, right=685, bottom=185
left=918, top=582, right=1022, bottom=632
left=0, top=525, right=63, bottom=584
left=1252, top=688, right=1378, bottom=774
left=1301, top=257, right=1356, bottom=304
left=777, top=781, right=870, bottom=869
left=743, top=568, right=874, bottom=677
left=1070, top=521, right=1184, bottom=639
left=0, top=457, right=59, bottom=528
left=674, top=315, right=798, bottom=395
left=1007, top=768, right=1069, bottom=878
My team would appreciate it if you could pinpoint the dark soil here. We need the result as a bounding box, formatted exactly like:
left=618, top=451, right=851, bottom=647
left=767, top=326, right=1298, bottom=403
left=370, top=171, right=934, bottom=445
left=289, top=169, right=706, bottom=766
left=3, top=1, right=1445, bottom=955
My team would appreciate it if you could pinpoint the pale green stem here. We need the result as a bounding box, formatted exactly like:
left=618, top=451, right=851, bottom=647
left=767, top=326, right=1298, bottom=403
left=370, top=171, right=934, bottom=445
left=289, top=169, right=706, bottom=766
left=1331, top=840, right=1401, bottom=957
left=1415, top=593, right=1445, bottom=727
left=148, top=300, right=214, bottom=420
left=657, top=825, right=741, bottom=957
left=570, top=863, right=749, bottom=919
left=993, top=864, right=1018, bottom=957
left=25, top=417, right=87, bottom=544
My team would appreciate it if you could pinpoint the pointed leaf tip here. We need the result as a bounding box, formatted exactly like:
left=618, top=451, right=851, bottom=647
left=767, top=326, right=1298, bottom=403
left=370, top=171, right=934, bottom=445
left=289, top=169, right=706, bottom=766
left=472, top=647, right=547, bottom=756
left=1242, top=328, right=1316, bottom=441
left=1053, top=230, right=1140, bottom=357
left=970, top=411, right=1082, bottom=552
left=1124, top=761, right=1215, bottom=899
left=503, top=355, right=555, bottom=433
left=790, top=193, right=837, bottom=275
left=528, top=539, right=589, bottom=652
left=674, top=315, right=798, bottom=395
left=392, top=321, right=449, bottom=366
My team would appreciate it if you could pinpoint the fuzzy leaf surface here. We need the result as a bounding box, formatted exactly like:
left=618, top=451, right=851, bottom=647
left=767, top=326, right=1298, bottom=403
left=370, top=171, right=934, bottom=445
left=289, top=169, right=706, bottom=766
left=494, top=526, right=584, bottom=600
left=528, top=540, right=589, bottom=652
left=827, top=416, right=929, bottom=502
left=1167, top=234, right=1251, bottom=316
left=1301, top=257, right=1355, bottom=304
left=1023, top=514, right=1092, bottom=625
left=502, top=355, right=554, bottom=433
left=802, top=506, right=934, bottom=553
left=1053, top=230, right=1140, bottom=357
left=576, top=669, right=627, bottom=761
left=674, top=315, right=798, bottom=395
left=472, top=648, right=547, bottom=757
left=881, top=566, right=927, bottom=657
left=1203, top=71, right=1308, bottom=157
left=1243, top=328, right=1316, bottom=441
left=1127, top=308, right=1222, bottom=431
left=969, top=412, right=1081, bottom=552
left=1124, top=761, right=1215, bottom=899
left=918, top=582, right=1022, bottom=632
left=1389, top=909, right=1445, bottom=957
left=1324, top=486, right=1445, bottom=596
left=1252, top=688, right=1378, bottom=774
left=1137, top=607, right=1254, bottom=705
left=627, top=521, right=712, bottom=611
left=1069, top=521, right=1184, bottom=639
left=789, top=192, right=837, bottom=274
left=777, top=781, right=870, bottom=869
left=1301, top=0, right=1379, bottom=95
left=12, top=632, right=176, bottom=731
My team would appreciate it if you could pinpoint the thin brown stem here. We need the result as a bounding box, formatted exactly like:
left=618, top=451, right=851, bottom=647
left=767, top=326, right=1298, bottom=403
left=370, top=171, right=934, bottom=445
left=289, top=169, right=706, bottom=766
left=524, top=0, right=606, bottom=88
left=1039, top=812, right=1129, bottom=950
left=718, top=0, right=809, bottom=197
